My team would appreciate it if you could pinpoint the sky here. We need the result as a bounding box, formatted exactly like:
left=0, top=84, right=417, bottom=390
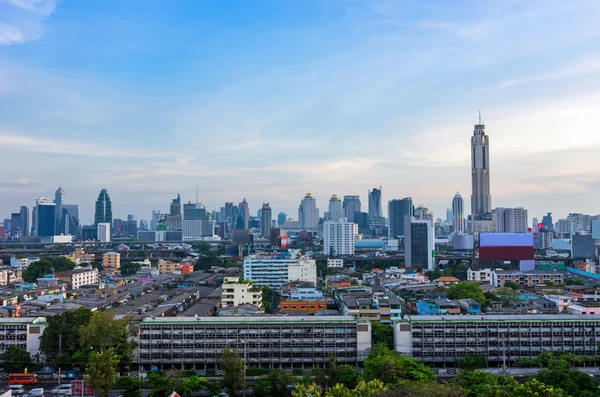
left=2, top=0, right=600, bottom=225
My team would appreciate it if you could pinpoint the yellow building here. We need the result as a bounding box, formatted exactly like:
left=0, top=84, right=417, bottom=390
left=158, top=260, right=181, bottom=274
left=65, top=247, right=96, bottom=264
left=102, top=252, right=121, bottom=269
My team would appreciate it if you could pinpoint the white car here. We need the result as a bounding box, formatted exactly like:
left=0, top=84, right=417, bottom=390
left=51, top=385, right=72, bottom=395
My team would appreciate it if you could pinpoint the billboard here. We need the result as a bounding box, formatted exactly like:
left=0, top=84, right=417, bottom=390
left=572, top=235, right=595, bottom=259
left=72, top=381, right=94, bottom=397
left=479, top=233, right=534, bottom=260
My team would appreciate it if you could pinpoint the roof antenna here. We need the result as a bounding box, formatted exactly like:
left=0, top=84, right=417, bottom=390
left=479, top=110, right=482, bottom=125
left=196, top=187, right=198, bottom=205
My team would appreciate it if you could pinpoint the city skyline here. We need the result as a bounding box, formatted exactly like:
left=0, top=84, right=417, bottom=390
left=2, top=1, right=600, bottom=220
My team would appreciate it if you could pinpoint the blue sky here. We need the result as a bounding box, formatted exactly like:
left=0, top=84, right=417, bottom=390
left=2, top=0, right=600, bottom=224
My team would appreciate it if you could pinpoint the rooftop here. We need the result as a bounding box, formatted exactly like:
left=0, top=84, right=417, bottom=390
left=141, top=315, right=356, bottom=325
left=408, top=314, right=600, bottom=322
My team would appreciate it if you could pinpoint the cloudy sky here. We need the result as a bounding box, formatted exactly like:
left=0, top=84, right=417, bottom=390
left=1, top=0, right=600, bottom=224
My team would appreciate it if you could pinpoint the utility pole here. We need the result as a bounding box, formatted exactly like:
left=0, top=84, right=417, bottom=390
left=58, top=334, right=62, bottom=392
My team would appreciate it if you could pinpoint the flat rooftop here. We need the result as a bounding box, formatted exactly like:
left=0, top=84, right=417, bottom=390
left=141, top=315, right=356, bottom=325
left=408, top=314, right=600, bottom=322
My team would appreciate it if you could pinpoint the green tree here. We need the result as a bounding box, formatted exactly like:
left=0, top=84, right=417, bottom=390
left=363, top=344, right=434, bottom=384
left=454, top=263, right=470, bottom=281
left=336, top=365, right=361, bottom=389
left=535, top=367, right=600, bottom=397
left=252, top=370, right=294, bottom=397
left=86, top=349, right=120, bottom=397
left=116, top=376, right=143, bottom=397
left=40, top=308, right=93, bottom=358
left=371, top=321, right=394, bottom=350
left=220, top=346, right=246, bottom=397
left=324, top=380, right=387, bottom=397
left=1, top=346, right=32, bottom=373
left=148, top=372, right=180, bottom=397
left=262, top=287, right=278, bottom=314
left=509, top=378, right=567, bottom=397
left=377, top=382, right=467, bottom=397
left=446, top=282, right=486, bottom=306
left=503, top=281, right=520, bottom=290
left=565, top=279, right=585, bottom=286
left=292, top=383, right=322, bottom=397
left=120, top=262, right=141, bottom=276
left=79, top=311, right=134, bottom=365
left=454, top=371, right=517, bottom=396
left=180, top=375, right=210, bottom=397
left=23, top=257, right=76, bottom=282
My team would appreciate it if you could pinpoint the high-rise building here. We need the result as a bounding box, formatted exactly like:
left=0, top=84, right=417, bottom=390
left=139, top=220, right=149, bottom=231
left=261, top=203, right=272, bottom=238
left=94, top=189, right=112, bottom=227
left=494, top=207, right=528, bottom=233
left=327, top=194, right=343, bottom=222
left=414, top=205, right=433, bottom=223
left=404, top=217, right=434, bottom=270
left=10, top=213, right=20, bottom=237
left=542, top=212, right=553, bottom=230
left=446, top=208, right=453, bottom=224
left=20, top=206, right=29, bottom=237
left=54, top=187, right=65, bottom=234
left=532, top=217, right=539, bottom=229
left=239, top=198, right=250, bottom=229
left=323, top=218, right=357, bottom=256
left=452, top=192, right=464, bottom=233
left=388, top=198, right=413, bottom=238
left=61, top=204, right=79, bottom=236
left=170, top=194, right=182, bottom=216
left=298, top=193, right=319, bottom=231
left=277, top=212, right=287, bottom=227
left=567, top=213, right=592, bottom=233
left=368, top=187, right=383, bottom=218
left=34, top=199, right=56, bottom=237
left=354, top=212, right=369, bottom=234
left=97, top=222, right=111, bottom=242
left=342, top=195, right=361, bottom=221
left=470, top=114, right=491, bottom=217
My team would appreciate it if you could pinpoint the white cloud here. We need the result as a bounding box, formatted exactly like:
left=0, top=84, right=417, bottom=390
left=497, top=56, right=600, bottom=88
left=0, top=0, right=57, bottom=45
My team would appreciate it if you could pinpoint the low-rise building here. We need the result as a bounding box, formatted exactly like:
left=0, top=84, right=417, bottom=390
left=135, top=316, right=372, bottom=370
left=342, top=297, right=380, bottom=321
left=490, top=270, right=565, bottom=288
left=102, top=252, right=121, bottom=269
left=158, top=260, right=182, bottom=274
left=279, top=300, right=329, bottom=313
left=327, top=259, right=344, bottom=268
left=544, top=295, right=576, bottom=312
left=433, top=276, right=460, bottom=286
left=221, top=277, right=263, bottom=307
left=0, top=268, right=22, bottom=285
left=0, top=317, right=47, bottom=355
left=467, top=268, right=493, bottom=282
left=416, top=299, right=461, bottom=315
left=54, top=268, right=99, bottom=289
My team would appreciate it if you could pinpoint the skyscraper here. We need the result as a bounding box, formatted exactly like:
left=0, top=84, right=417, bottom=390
left=54, top=186, right=64, bottom=234
left=261, top=203, right=272, bottom=238
left=34, top=198, right=56, bottom=237
left=277, top=212, right=287, bottom=227
left=20, top=206, right=29, bottom=237
left=404, top=217, right=434, bottom=270
left=94, top=189, right=112, bottom=226
left=452, top=192, right=464, bottom=233
left=494, top=207, right=528, bottom=233
left=239, top=198, right=250, bottom=229
left=368, top=187, right=383, bottom=218
left=10, top=213, right=20, bottom=237
left=323, top=218, right=357, bottom=256
left=170, top=194, right=182, bottom=216
left=388, top=198, right=413, bottom=238
left=470, top=113, right=491, bottom=216
left=342, top=195, right=361, bottom=221
left=327, top=194, right=343, bottom=222
left=298, top=193, right=319, bottom=231
left=445, top=209, right=453, bottom=224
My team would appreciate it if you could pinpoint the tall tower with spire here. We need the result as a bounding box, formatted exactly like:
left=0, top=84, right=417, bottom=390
left=54, top=186, right=65, bottom=234
left=170, top=194, right=182, bottom=216
left=470, top=112, right=492, bottom=217
left=239, top=198, right=250, bottom=229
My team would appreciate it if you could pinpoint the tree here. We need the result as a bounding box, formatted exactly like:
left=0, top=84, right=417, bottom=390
left=565, top=279, right=585, bottom=286
left=23, top=257, right=76, bottom=282
left=292, top=383, right=322, bottom=397
left=363, top=344, right=434, bottom=384
left=220, top=346, right=246, bottom=397
left=377, top=382, right=467, bottom=397
left=148, top=372, right=180, bottom=397
left=535, top=367, right=600, bottom=397
left=371, top=321, right=394, bottom=350
left=336, top=365, right=361, bottom=389
left=79, top=311, right=134, bottom=365
left=40, top=308, right=93, bottom=358
left=120, top=262, right=141, bottom=276
left=252, top=370, right=294, bottom=397
left=454, top=371, right=517, bottom=396
left=262, top=287, right=278, bottom=314
left=1, top=346, right=32, bottom=373
left=446, top=282, right=486, bottom=306
left=323, top=380, right=387, bottom=397
left=509, top=378, right=567, bottom=397
left=116, top=376, right=143, bottom=397
left=86, top=349, right=120, bottom=397
left=504, top=281, right=520, bottom=290
left=180, top=375, right=210, bottom=397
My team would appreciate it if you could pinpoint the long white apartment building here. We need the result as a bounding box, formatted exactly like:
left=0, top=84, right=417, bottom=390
left=323, top=218, right=357, bottom=256
left=394, top=314, right=600, bottom=366
left=135, top=316, right=372, bottom=371
left=0, top=317, right=47, bottom=355
left=243, top=253, right=317, bottom=290
left=221, top=277, right=263, bottom=307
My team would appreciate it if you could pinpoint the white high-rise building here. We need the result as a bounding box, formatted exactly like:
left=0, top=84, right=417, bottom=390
left=323, top=218, right=357, bottom=256
left=221, top=276, right=263, bottom=307
left=298, top=193, right=319, bottom=231
left=452, top=192, right=464, bottom=233
left=97, top=222, right=111, bottom=242
left=327, top=194, right=343, bottom=222
left=494, top=207, right=528, bottom=233
left=243, top=253, right=317, bottom=290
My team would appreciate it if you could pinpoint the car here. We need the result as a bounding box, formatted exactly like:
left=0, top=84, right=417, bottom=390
left=51, top=385, right=72, bottom=394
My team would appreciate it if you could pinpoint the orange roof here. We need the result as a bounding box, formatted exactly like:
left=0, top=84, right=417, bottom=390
left=434, top=276, right=460, bottom=282
left=371, top=268, right=384, bottom=273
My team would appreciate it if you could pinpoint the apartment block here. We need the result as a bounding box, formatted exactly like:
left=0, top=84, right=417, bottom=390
left=490, top=270, right=565, bottom=288
left=54, top=268, right=99, bottom=289
left=135, top=316, right=372, bottom=370
left=0, top=268, right=22, bottom=285
left=467, top=268, right=493, bottom=282
left=221, top=277, right=262, bottom=307
left=394, top=315, right=600, bottom=365
left=102, top=251, right=121, bottom=269
left=243, top=254, right=317, bottom=290
left=0, top=317, right=47, bottom=355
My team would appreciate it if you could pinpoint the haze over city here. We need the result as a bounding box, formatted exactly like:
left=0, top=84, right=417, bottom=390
left=2, top=0, right=600, bottom=221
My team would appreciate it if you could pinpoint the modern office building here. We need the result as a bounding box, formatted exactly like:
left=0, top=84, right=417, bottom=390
left=572, top=235, right=595, bottom=259
left=353, top=212, right=369, bottom=234
left=239, top=198, right=250, bottom=229
left=19, top=206, right=29, bottom=237
left=135, top=316, right=372, bottom=370
left=34, top=199, right=56, bottom=238
left=260, top=203, right=272, bottom=238
left=277, top=212, right=287, bottom=227
left=388, top=198, right=413, bottom=238
left=394, top=315, right=600, bottom=366
left=243, top=254, right=317, bottom=290
left=542, top=212, right=553, bottom=230
left=94, top=189, right=112, bottom=226
left=446, top=208, right=453, bottom=224
left=10, top=212, right=20, bottom=237
left=368, top=187, right=383, bottom=218
left=342, top=195, right=361, bottom=221
left=170, top=193, right=182, bottom=216
left=298, top=193, right=319, bottom=231
left=326, top=194, right=343, bottom=222
left=451, top=192, right=464, bottom=233
left=221, top=277, right=263, bottom=307
left=54, top=187, right=65, bottom=234
left=323, top=218, right=357, bottom=256
left=97, top=222, right=111, bottom=242
left=470, top=114, right=492, bottom=217
left=404, top=217, right=434, bottom=270
left=494, top=207, right=528, bottom=233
